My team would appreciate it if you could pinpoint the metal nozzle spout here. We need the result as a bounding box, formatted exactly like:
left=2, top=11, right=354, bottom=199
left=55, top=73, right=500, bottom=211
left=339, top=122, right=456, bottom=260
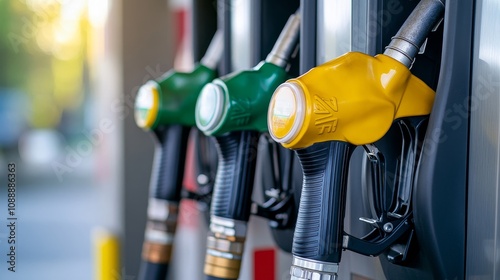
left=384, top=0, right=444, bottom=68
left=265, top=10, right=301, bottom=69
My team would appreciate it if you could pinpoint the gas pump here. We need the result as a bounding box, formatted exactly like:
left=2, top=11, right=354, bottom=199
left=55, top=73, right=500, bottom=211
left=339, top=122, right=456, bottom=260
left=134, top=31, right=223, bottom=280
left=127, top=0, right=500, bottom=279
left=195, top=11, right=300, bottom=280
left=268, top=0, right=444, bottom=279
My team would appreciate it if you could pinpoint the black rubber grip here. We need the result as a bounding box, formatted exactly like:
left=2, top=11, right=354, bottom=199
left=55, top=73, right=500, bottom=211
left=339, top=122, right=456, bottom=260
left=150, top=125, right=191, bottom=202
left=293, top=141, right=354, bottom=263
left=211, top=131, right=259, bottom=221
left=139, top=261, right=169, bottom=280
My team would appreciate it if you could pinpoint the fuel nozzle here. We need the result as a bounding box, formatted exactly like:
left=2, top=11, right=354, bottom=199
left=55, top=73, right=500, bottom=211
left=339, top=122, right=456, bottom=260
left=267, top=1, right=444, bottom=279
left=134, top=31, right=223, bottom=280
left=195, top=11, right=300, bottom=280
left=195, top=11, right=300, bottom=137
left=135, top=30, right=223, bottom=130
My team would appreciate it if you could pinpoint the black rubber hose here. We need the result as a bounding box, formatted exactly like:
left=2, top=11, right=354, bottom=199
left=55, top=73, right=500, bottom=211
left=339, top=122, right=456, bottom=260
left=293, top=141, right=354, bottom=263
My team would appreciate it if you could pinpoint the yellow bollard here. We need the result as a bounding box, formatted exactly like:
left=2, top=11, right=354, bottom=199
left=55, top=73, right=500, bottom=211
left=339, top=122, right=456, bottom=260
left=94, top=229, right=120, bottom=280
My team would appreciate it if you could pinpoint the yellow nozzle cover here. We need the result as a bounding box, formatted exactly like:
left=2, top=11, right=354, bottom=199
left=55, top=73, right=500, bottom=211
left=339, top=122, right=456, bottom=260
left=273, top=52, right=435, bottom=149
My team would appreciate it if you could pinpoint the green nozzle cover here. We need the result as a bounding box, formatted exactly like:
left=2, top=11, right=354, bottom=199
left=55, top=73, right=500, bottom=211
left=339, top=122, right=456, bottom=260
left=151, top=64, right=217, bottom=129
left=197, top=62, right=288, bottom=136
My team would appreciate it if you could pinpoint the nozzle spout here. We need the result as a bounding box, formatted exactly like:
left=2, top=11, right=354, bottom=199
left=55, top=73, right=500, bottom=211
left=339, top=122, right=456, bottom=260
left=201, top=30, right=224, bottom=70
left=384, top=0, right=444, bottom=68
left=265, top=10, right=301, bottom=68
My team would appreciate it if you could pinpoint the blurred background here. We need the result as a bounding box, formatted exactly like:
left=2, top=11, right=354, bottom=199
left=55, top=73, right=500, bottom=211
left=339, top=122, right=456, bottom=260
left=0, top=0, right=188, bottom=279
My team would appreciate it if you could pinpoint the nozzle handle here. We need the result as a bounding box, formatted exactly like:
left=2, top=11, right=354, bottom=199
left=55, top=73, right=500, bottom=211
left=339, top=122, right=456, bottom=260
left=291, top=141, right=353, bottom=277
left=384, top=0, right=444, bottom=68
left=211, top=131, right=259, bottom=221
left=150, top=125, right=191, bottom=201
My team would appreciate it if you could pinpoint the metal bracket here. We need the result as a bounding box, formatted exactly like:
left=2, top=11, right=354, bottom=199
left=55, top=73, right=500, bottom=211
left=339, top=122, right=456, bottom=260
left=251, top=192, right=295, bottom=229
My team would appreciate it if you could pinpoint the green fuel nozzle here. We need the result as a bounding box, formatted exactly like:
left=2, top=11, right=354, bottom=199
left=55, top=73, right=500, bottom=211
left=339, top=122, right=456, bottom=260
left=135, top=30, right=223, bottom=130
left=134, top=30, right=223, bottom=280
left=195, top=11, right=300, bottom=137
left=198, top=11, right=301, bottom=280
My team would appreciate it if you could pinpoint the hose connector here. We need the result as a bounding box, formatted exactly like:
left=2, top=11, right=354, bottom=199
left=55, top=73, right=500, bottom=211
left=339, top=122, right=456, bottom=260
left=384, top=0, right=444, bottom=68
left=142, top=199, right=179, bottom=264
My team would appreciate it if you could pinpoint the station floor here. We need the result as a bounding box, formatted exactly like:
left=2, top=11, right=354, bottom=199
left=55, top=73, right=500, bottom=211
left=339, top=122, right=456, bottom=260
left=0, top=158, right=96, bottom=280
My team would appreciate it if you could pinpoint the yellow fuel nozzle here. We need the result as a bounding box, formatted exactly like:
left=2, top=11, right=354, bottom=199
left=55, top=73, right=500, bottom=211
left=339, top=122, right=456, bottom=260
left=268, top=52, right=436, bottom=149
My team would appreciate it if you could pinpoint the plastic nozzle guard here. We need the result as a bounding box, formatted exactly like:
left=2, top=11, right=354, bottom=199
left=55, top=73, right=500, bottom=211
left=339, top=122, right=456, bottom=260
left=268, top=52, right=436, bottom=149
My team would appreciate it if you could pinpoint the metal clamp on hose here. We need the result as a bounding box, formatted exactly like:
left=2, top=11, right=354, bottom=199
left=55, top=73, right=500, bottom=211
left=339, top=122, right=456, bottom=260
left=142, top=199, right=179, bottom=264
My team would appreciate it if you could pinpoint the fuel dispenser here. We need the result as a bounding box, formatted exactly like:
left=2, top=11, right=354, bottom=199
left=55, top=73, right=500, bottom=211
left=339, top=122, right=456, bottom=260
left=133, top=31, right=223, bottom=280
left=194, top=10, right=300, bottom=280
left=268, top=0, right=445, bottom=279
left=129, top=0, right=500, bottom=279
